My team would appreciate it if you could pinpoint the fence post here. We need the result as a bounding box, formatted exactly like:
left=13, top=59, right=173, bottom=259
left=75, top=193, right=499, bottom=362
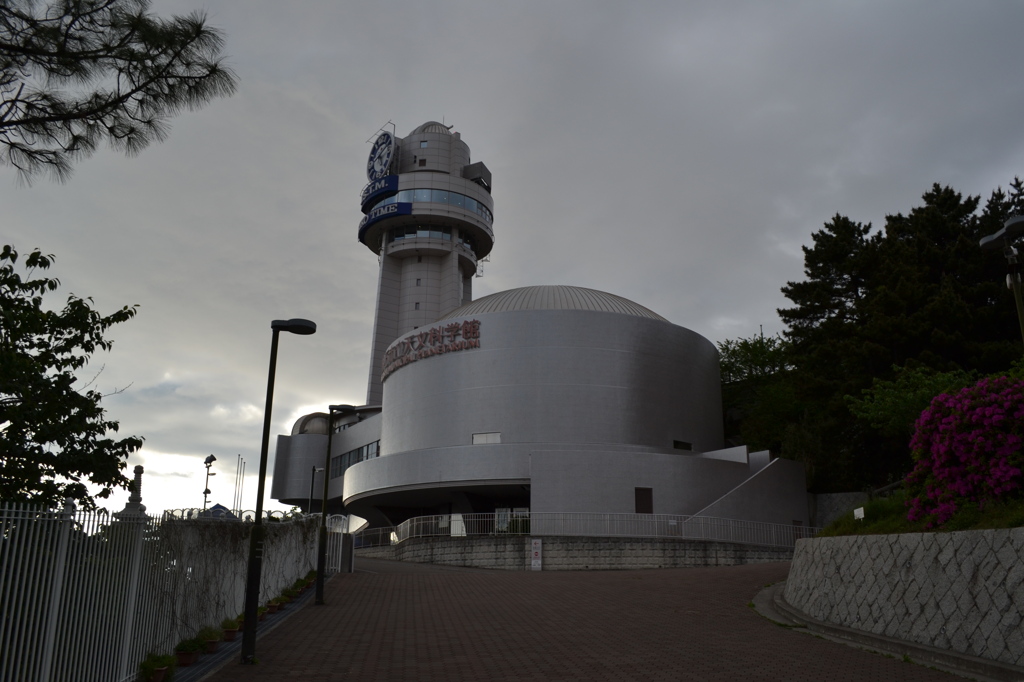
left=37, top=499, right=74, bottom=682
left=114, top=466, right=149, bottom=680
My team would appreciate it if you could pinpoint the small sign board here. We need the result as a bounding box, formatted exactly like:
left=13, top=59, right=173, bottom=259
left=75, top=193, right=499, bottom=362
left=530, top=538, right=542, bottom=571
left=853, top=507, right=865, bottom=520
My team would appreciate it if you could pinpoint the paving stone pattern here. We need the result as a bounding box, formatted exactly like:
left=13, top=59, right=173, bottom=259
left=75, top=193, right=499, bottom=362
left=209, top=559, right=965, bottom=682
left=357, top=535, right=794, bottom=570
left=784, top=529, right=1024, bottom=668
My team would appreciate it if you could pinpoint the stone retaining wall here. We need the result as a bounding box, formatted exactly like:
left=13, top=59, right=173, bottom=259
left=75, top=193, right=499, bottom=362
left=784, top=529, right=1024, bottom=668
left=356, top=535, right=794, bottom=570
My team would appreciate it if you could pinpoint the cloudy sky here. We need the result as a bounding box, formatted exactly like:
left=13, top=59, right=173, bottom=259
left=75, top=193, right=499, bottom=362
left=5, top=0, right=1024, bottom=515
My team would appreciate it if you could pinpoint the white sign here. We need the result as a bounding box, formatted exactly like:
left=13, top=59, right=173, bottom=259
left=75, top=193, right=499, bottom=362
left=853, top=507, right=865, bottom=520
left=530, top=538, right=542, bottom=571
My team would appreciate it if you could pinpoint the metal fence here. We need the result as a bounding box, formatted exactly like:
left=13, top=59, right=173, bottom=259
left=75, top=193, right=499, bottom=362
left=0, top=502, right=326, bottom=682
left=355, top=512, right=818, bottom=549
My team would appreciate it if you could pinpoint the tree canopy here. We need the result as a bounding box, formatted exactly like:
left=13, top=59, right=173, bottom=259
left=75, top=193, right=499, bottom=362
left=722, top=180, right=1024, bottom=492
left=0, top=245, right=142, bottom=508
left=0, top=0, right=236, bottom=181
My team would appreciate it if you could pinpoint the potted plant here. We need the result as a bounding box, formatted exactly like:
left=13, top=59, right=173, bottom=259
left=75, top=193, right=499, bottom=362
left=138, top=652, right=177, bottom=682
left=197, top=625, right=223, bottom=654
left=282, top=587, right=298, bottom=602
left=174, top=637, right=205, bottom=667
left=257, top=605, right=268, bottom=621
left=221, top=617, right=240, bottom=642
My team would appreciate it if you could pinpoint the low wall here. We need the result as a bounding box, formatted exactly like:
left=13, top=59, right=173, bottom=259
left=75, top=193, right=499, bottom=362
left=784, top=529, right=1024, bottom=669
left=356, top=535, right=794, bottom=570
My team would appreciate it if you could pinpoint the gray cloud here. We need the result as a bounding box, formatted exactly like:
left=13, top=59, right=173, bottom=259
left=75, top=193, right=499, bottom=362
left=6, top=0, right=1023, bottom=513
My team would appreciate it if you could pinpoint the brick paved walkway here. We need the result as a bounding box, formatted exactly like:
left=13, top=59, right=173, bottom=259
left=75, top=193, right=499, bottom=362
left=208, top=559, right=964, bottom=682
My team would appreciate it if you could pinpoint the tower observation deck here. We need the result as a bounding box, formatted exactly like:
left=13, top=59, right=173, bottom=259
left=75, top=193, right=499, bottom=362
left=358, top=121, right=494, bottom=405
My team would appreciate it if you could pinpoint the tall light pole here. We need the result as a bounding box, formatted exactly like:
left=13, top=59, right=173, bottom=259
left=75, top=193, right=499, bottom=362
left=317, top=404, right=351, bottom=605
left=202, top=454, right=217, bottom=510
left=240, top=318, right=316, bottom=665
left=980, top=215, right=1024, bottom=344
left=307, top=466, right=324, bottom=514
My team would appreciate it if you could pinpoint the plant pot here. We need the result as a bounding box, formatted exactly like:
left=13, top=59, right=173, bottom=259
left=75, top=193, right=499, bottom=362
left=149, top=667, right=168, bottom=682
left=205, top=640, right=220, bottom=654
left=223, top=628, right=239, bottom=642
left=258, top=611, right=266, bottom=621
left=175, top=650, right=199, bottom=666
left=267, top=603, right=279, bottom=614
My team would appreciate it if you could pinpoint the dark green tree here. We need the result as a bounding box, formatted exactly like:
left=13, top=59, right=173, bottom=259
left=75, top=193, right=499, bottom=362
left=725, top=182, right=1023, bottom=492
left=1, top=0, right=236, bottom=181
left=0, top=245, right=142, bottom=508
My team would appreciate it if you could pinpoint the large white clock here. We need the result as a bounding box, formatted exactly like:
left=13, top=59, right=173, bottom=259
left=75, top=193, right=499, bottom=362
left=366, top=132, right=395, bottom=181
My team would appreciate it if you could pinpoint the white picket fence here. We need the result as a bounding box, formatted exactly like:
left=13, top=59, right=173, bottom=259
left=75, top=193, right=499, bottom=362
left=0, top=502, right=331, bottom=682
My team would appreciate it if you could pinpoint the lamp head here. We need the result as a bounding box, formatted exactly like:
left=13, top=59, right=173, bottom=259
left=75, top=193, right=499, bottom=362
left=271, top=318, right=317, bottom=335
left=204, top=454, right=217, bottom=465
left=980, top=216, right=1024, bottom=251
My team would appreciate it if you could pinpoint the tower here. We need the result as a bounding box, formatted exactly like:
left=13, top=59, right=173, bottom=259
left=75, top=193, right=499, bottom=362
left=358, top=122, right=494, bottom=405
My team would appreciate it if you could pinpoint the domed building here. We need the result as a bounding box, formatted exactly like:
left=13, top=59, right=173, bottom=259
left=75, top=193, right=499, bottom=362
left=270, top=123, right=809, bottom=530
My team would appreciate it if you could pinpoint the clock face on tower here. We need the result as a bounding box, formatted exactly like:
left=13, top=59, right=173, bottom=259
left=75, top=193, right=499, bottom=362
left=366, top=132, right=395, bottom=181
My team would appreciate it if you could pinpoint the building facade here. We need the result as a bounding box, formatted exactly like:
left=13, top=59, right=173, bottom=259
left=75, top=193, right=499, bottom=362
left=270, top=122, right=809, bottom=529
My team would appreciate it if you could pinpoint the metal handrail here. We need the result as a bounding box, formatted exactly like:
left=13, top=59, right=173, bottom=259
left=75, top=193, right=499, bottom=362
left=354, top=512, right=819, bottom=549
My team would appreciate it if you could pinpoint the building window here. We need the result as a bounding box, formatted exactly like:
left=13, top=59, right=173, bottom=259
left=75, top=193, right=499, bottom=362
left=420, top=140, right=428, bottom=148
left=416, top=278, right=421, bottom=286
left=418, top=158, right=426, bottom=167
left=635, top=487, right=653, bottom=514
left=673, top=440, right=692, bottom=451
left=414, top=302, right=420, bottom=310
left=472, top=432, right=501, bottom=445
left=330, top=440, right=381, bottom=479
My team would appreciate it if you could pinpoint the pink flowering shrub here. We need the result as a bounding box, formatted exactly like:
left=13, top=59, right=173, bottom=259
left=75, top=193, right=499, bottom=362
left=906, top=376, right=1024, bottom=528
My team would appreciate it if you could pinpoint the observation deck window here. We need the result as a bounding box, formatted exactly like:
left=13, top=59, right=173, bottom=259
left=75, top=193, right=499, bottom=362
left=368, top=188, right=492, bottom=224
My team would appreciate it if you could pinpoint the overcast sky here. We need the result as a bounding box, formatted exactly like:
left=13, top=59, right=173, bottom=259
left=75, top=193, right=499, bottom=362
left=5, top=0, right=1024, bottom=515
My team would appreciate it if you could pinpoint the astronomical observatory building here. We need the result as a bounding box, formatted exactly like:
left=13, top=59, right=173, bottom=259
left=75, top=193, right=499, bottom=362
left=271, top=122, right=809, bottom=529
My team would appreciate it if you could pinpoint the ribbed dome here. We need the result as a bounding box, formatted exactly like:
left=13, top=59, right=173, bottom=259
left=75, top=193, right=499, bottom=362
left=408, top=121, right=453, bottom=136
left=438, top=285, right=668, bottom=322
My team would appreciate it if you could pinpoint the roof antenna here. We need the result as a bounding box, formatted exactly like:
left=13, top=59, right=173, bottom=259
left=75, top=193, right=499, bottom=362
left=366, top=120, right=396, bottom=143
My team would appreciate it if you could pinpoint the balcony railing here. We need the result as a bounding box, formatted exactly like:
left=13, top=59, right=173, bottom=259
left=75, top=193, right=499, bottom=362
left=354, top=512, right=818, bottom=550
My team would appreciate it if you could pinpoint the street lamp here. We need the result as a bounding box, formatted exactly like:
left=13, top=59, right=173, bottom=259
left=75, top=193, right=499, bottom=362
left=307, top=466, right=324, bottom=514
left=980, top=215, right=1024, bottom=344
left=202, top=454, right=217, bottom=510
left=240, top=318, right=316, bottom=665
left=317, top=403, right=351, bottom=605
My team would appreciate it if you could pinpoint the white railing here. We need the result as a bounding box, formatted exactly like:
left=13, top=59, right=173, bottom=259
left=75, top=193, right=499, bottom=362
left=355, top=512, right=818, bottom=550
left=0, top=502, right=321, bottom=682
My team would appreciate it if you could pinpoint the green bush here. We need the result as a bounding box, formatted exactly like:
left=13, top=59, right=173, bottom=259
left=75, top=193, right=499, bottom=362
left=196, top=625, right=222, bottom=642
left=174, top=637, right=205, bottom=654
left=138, top=652, right=177, bottom=681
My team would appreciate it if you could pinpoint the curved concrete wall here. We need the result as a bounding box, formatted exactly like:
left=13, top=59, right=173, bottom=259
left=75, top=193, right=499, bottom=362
left=380, top=309, right=724, bottom=456
left=271, top=416, right=382, bottom=509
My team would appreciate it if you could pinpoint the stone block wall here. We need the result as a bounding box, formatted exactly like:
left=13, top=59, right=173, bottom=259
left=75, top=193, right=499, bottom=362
left=784, top=529, right=1024, bottom=668
left=356, top=535, right=794, bottom=570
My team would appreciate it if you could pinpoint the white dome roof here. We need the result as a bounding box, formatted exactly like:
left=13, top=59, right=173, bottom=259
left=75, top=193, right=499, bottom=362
left=408, top=121, right=453, bottom=136
left=438, top=285, right=668, bottom=322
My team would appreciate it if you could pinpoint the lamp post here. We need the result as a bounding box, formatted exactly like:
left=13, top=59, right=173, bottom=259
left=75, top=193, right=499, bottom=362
left=316, top=403, right=351, bottom=605
left=980, top=215, right=1024, bottom=344
left=307, top=466, right=324, bottom=514
left=240, top=318, right=316, bottom=665
left=202, top=454, right=217, bottom=510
